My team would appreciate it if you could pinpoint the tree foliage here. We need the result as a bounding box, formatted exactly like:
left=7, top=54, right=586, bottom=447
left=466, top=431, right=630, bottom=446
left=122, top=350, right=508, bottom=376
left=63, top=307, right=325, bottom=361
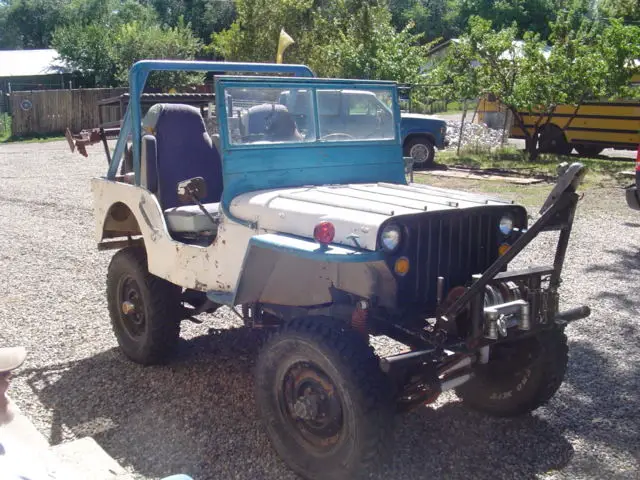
left=53, top=12, right=202, bottom=88
left=0, top=0, right=69, bottom=48
left=428, top=14, right=640, bottom=160
left=150, top=0, right=236, bottom=42
left=211, top=0, right=431, bottom=83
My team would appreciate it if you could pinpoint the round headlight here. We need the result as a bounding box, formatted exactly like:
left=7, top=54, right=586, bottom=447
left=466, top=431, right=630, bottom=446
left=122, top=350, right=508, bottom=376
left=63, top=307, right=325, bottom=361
left=381, top=224, right=402, bottom=251
left=499, top=215, right=514, bottom=235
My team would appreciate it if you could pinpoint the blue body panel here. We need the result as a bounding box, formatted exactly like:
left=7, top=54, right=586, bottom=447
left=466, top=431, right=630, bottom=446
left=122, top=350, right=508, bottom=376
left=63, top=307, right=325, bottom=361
left=400, top=115, right=448, bottom=149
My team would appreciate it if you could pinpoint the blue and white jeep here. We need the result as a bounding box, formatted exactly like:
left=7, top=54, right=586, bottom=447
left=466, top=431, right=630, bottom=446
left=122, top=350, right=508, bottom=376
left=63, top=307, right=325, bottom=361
left=278, top=88, right=448, bottom=165
left=86, top=60, right=590, bottom=480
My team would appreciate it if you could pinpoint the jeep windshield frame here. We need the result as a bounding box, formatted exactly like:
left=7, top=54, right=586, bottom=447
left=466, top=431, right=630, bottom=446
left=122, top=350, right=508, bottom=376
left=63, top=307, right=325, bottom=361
left=214, top=75, right=406, bottom=210
left=106, top=60, right=316, bottom=184
left=216, top=77, right=400, bottom=148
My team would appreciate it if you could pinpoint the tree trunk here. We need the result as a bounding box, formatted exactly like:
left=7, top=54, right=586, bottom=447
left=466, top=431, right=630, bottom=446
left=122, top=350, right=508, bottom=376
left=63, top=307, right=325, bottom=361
left=510, top=108, right=539, bottom=162
left=525, top=135, right=539, bottom=162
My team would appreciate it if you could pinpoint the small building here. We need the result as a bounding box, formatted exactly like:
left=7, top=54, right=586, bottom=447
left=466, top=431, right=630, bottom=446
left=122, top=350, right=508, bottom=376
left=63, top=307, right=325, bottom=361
left=0, top=49, right=75, bottom=112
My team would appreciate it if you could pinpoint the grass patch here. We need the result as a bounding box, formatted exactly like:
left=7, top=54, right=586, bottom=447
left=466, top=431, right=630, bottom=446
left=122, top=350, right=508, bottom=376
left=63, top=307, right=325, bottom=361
left=0, top=114, right=66, bottom=144
left=2, top=133, right=66, bottom=144
left=0, top=114, right=10, bottom=142
left=435, top=146, right=634, bottom=187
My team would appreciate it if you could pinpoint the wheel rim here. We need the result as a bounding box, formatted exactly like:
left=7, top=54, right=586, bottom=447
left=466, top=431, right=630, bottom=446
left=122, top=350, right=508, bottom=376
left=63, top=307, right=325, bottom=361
left=409, top=143, right=430, bottom=163
left=279, top=361, right=344, bottom=453
left=117, top=275, right=146, bottom=339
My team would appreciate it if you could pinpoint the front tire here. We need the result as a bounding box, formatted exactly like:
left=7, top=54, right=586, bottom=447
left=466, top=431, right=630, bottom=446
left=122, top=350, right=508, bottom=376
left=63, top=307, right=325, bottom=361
left=255, top=317, right=394, bottom=480
left=456, top=329, right=568, bottom=417
left=106, top=247, right=182, bottom=365
left=574, top=144, right=604, bottom=157
left=404, top=136, right=435, bottom=166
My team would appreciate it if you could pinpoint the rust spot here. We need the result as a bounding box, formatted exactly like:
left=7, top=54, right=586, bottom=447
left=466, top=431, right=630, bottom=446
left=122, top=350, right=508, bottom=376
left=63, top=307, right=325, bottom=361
left=222, top=239, right=226, bottom=245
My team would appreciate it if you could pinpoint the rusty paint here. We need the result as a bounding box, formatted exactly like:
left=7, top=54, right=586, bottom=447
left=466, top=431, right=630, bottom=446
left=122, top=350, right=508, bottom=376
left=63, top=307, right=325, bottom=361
left=194, top=280, right=208, bottom=291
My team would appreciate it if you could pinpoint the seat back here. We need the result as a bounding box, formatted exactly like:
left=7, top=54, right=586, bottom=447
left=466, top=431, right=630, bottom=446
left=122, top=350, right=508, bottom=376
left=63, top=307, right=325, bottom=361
left=144, top=103, right=223, bottom=210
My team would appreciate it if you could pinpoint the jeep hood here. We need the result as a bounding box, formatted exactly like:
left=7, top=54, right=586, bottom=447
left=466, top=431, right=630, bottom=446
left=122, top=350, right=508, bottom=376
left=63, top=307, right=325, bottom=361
left=229, top=183, right=513, bottom=251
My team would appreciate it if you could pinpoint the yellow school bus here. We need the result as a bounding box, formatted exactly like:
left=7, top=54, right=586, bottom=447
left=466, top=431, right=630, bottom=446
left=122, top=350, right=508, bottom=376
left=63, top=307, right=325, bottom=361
left=477, top=74, right=640, bottom=156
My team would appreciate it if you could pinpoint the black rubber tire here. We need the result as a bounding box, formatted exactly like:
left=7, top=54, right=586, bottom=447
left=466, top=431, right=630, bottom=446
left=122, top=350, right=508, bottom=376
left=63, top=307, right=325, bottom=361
left=255, top=317, right=394, bottom=480
left=538, top=125, right=572, bottom=155
left=106, top=247, right=182, bottom=365
left=404, top=136, right=435, bottom=166
left=456, top=329, right=568, bottom=417
left=574, top=144, right=604, bottom=157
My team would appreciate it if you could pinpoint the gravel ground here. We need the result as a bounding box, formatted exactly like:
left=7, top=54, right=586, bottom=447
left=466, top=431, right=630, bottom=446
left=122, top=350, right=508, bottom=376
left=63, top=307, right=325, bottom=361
left=1, top=140, right=639, bottom=480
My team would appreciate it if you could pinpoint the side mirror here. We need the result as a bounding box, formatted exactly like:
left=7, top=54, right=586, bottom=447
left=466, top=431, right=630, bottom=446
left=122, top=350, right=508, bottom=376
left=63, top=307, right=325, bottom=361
left=177, top=177, right=208, bottom=204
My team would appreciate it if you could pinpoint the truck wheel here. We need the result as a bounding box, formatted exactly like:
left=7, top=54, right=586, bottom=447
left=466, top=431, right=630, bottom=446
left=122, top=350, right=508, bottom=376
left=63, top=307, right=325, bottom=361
left=456, top=329, right=568, bottom=417
left=255, top=317, right=394, bottom=480
left=574, top=144, right=604, bottom=157
left=106, top=247, right=182, bottom=365
left=404, top=136, right=435, bottom=166
left=538, top=126, right=572, bottom=155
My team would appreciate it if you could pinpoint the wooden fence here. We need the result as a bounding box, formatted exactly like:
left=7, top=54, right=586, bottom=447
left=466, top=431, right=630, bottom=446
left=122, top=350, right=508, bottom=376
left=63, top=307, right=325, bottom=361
left=9, top=88, right=127, bottom=136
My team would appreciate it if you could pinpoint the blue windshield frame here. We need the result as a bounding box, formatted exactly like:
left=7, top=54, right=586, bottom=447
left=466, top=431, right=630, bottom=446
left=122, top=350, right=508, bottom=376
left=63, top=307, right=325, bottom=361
left=214, top=76, right=406, bottom=218
left=106, top=60, right=315, bottom=183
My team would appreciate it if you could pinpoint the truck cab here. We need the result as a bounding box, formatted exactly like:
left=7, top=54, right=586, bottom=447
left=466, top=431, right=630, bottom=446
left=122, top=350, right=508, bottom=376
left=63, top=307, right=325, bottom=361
left=278, top=88, right=448, bottom=165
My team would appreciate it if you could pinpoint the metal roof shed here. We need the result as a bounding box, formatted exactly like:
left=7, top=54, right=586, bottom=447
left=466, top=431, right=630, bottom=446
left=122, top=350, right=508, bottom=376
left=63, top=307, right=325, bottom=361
left=0, top=49, right=73, bottom=93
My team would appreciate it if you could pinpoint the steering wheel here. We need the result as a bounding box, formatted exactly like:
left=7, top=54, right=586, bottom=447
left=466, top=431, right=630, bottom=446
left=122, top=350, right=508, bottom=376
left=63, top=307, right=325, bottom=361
left=320, top=133, right=355, bottom=141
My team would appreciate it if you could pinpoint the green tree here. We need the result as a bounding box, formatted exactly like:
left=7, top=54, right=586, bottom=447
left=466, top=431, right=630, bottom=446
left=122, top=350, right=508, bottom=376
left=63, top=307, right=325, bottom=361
left=53, top=16, right=203, bottom=89
left=209, top=0, right=315, bottom=63
left=151, top=0, right=236, bottom=42
left=599, top=0, right=640, bottom=24
left=2, top=0, right=70, bottom=48
left=428, top=15, right=640, bottom=160
left=211, top=0, right=429, bottom=82
left=389, top=0, right=461, bottom=42
left=111, top=19, right=203, bottom=88
left=454, top=0, right=559, bottom=39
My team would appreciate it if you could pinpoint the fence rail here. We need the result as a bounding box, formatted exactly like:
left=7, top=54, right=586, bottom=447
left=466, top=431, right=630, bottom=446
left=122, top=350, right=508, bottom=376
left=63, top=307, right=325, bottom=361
left=9, top=88, right=127, bottom=137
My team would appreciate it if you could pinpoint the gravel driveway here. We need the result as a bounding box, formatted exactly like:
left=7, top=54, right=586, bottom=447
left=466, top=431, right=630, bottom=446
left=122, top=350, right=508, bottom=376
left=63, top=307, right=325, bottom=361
left=1, top=140, right=638, bottom=480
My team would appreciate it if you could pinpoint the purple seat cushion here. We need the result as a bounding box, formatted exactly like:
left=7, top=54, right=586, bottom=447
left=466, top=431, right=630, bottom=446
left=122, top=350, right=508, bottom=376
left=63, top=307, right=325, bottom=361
left=153, top=104, right=223, bottom=210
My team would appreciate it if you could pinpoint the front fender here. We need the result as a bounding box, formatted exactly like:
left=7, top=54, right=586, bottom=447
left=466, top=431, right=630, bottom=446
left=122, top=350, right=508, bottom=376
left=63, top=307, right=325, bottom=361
left=401, top=118, right=446, bottom=148
left=233, top=234, right=397, bottom=307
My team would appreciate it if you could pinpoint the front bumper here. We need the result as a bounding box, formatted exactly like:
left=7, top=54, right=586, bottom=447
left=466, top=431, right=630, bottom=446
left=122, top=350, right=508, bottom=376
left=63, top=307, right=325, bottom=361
left=625, top=185, right=640, bottom=210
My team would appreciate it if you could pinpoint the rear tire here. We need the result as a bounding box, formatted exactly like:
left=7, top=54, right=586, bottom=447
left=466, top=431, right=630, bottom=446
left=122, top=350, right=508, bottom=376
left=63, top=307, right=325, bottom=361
left=456, top=329, right=568, bottom=417
left=538, top=125, right=572, bottom=155
left=404, top=136, right=435, bottom=166
left=574, top=144, right=604, bottom=157
left=106, top=247, right=182, bottom=365
left=255, top=317, right=394, bottom=480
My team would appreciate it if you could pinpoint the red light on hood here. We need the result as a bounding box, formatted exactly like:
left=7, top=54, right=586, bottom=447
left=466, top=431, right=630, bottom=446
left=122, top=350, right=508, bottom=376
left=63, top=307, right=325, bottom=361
left=314, top=222, right=335, bottom=244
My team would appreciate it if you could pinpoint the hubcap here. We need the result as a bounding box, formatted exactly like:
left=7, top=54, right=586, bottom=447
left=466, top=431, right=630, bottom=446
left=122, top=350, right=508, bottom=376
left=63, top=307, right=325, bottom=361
left=118, top=276, right=146, bottom=338
left=121, top=301, right=136, bottom=315
left=281, top=362, right=344, bottom=451
left=410, top=144, right=430, bottom=163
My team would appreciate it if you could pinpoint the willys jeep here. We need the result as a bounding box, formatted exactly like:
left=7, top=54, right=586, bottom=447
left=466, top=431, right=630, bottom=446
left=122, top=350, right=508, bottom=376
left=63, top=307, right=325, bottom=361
left=87, top=60, right=590, bottom=480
